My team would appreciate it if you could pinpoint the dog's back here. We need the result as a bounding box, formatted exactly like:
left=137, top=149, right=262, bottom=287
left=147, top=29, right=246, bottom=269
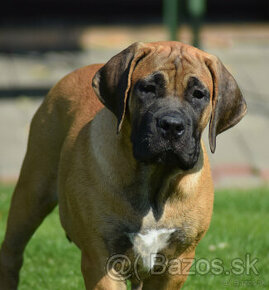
left=18, top=63, right=104, bottom=206
left=28, top=63, right=104, bottom=185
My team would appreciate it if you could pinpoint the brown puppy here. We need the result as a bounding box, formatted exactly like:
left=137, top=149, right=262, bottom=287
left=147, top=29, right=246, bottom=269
left=0, top=42, right=246, bottom=289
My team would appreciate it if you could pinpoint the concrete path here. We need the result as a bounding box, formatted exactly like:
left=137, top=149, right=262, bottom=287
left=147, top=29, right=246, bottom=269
left=0, top=24, right=268, bottom=188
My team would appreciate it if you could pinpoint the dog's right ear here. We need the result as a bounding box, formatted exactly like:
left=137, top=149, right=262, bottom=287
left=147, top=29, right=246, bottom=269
left=92, top=42, right=152, bottom=132
left=206, top=55, right=247, bottom=153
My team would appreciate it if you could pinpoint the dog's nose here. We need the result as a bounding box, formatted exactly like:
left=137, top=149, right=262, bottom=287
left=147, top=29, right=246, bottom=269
left=157, top=115, right=185, bottom=139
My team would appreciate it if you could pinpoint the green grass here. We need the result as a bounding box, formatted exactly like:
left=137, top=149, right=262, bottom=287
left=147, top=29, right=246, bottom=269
left=0, top=185, right=268, bottom=289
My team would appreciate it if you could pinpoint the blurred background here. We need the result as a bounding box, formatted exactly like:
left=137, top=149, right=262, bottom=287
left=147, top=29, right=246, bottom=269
left=0, top=0, right=268, bottom=187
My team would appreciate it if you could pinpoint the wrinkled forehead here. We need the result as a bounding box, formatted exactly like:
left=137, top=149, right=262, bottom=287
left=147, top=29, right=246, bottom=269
left=132, top=44, right=213, bottom=94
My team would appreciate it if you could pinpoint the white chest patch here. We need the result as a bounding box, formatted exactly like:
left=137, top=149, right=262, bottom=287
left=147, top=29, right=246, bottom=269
left=128, top=228, right=176, bottom=270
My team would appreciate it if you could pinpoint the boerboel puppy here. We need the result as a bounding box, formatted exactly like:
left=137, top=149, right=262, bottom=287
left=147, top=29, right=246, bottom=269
left=0, top=41, right=247, bottom=289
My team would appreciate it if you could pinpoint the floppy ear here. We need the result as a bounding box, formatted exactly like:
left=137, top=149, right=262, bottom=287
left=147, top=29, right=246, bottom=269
left=92, top=42, right=152, bottom=132
left=206, top=56, right=247, bottom=153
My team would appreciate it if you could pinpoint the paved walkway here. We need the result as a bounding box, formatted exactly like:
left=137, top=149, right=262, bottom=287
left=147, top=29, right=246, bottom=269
left=0, top=24, right=268, bottom=188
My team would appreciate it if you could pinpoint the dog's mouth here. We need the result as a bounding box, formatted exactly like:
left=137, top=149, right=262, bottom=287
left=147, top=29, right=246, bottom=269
left=151, top=145, right=200, bottom=170
left=132, top=137, right=200, bottom=170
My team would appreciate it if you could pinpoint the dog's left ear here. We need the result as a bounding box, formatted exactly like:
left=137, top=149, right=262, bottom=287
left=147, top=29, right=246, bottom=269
left=92, top=42, right=152, bottom=132
left=206, top=56, right=247, bottom=153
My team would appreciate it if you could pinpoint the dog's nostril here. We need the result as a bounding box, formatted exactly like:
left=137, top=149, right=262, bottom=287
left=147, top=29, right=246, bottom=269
left=175, top=124, right=184, bottom=135
left=161, top=120, right=170, bottom=131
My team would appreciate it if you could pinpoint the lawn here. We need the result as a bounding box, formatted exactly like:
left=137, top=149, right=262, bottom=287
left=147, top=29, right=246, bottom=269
left=0, top=185, right=268, bottom=289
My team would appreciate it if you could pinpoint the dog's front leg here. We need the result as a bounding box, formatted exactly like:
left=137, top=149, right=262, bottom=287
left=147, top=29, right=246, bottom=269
left=81, top=250, right=127, bottom=290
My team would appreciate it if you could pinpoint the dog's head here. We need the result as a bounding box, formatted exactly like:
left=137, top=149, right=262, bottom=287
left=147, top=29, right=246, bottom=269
left=92, top=42, right=247, bottom=170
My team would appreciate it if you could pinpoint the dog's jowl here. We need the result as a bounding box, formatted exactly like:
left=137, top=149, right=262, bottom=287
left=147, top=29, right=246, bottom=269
left=0, top=42, right=246, bottom=290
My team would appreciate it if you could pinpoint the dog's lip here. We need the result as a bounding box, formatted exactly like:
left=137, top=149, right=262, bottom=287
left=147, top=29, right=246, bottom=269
left=134, top=148, right=199, bottom=171
left=146, top=149, right=192, bottom=163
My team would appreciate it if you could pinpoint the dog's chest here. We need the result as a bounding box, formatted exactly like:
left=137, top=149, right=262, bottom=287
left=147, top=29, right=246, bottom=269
left=125, top=208, right=188, bottom=270
left=128, top=228, right=177, bottom=270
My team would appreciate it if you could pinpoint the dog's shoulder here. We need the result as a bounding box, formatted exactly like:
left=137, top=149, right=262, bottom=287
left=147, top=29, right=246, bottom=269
left=45, top=64, right=104, bottom=121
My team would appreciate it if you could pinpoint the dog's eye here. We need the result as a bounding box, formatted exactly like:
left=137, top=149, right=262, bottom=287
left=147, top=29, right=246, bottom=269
left=138, top=83, right=156, bottom=95
left=192, top=89, right=204, bottom=99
